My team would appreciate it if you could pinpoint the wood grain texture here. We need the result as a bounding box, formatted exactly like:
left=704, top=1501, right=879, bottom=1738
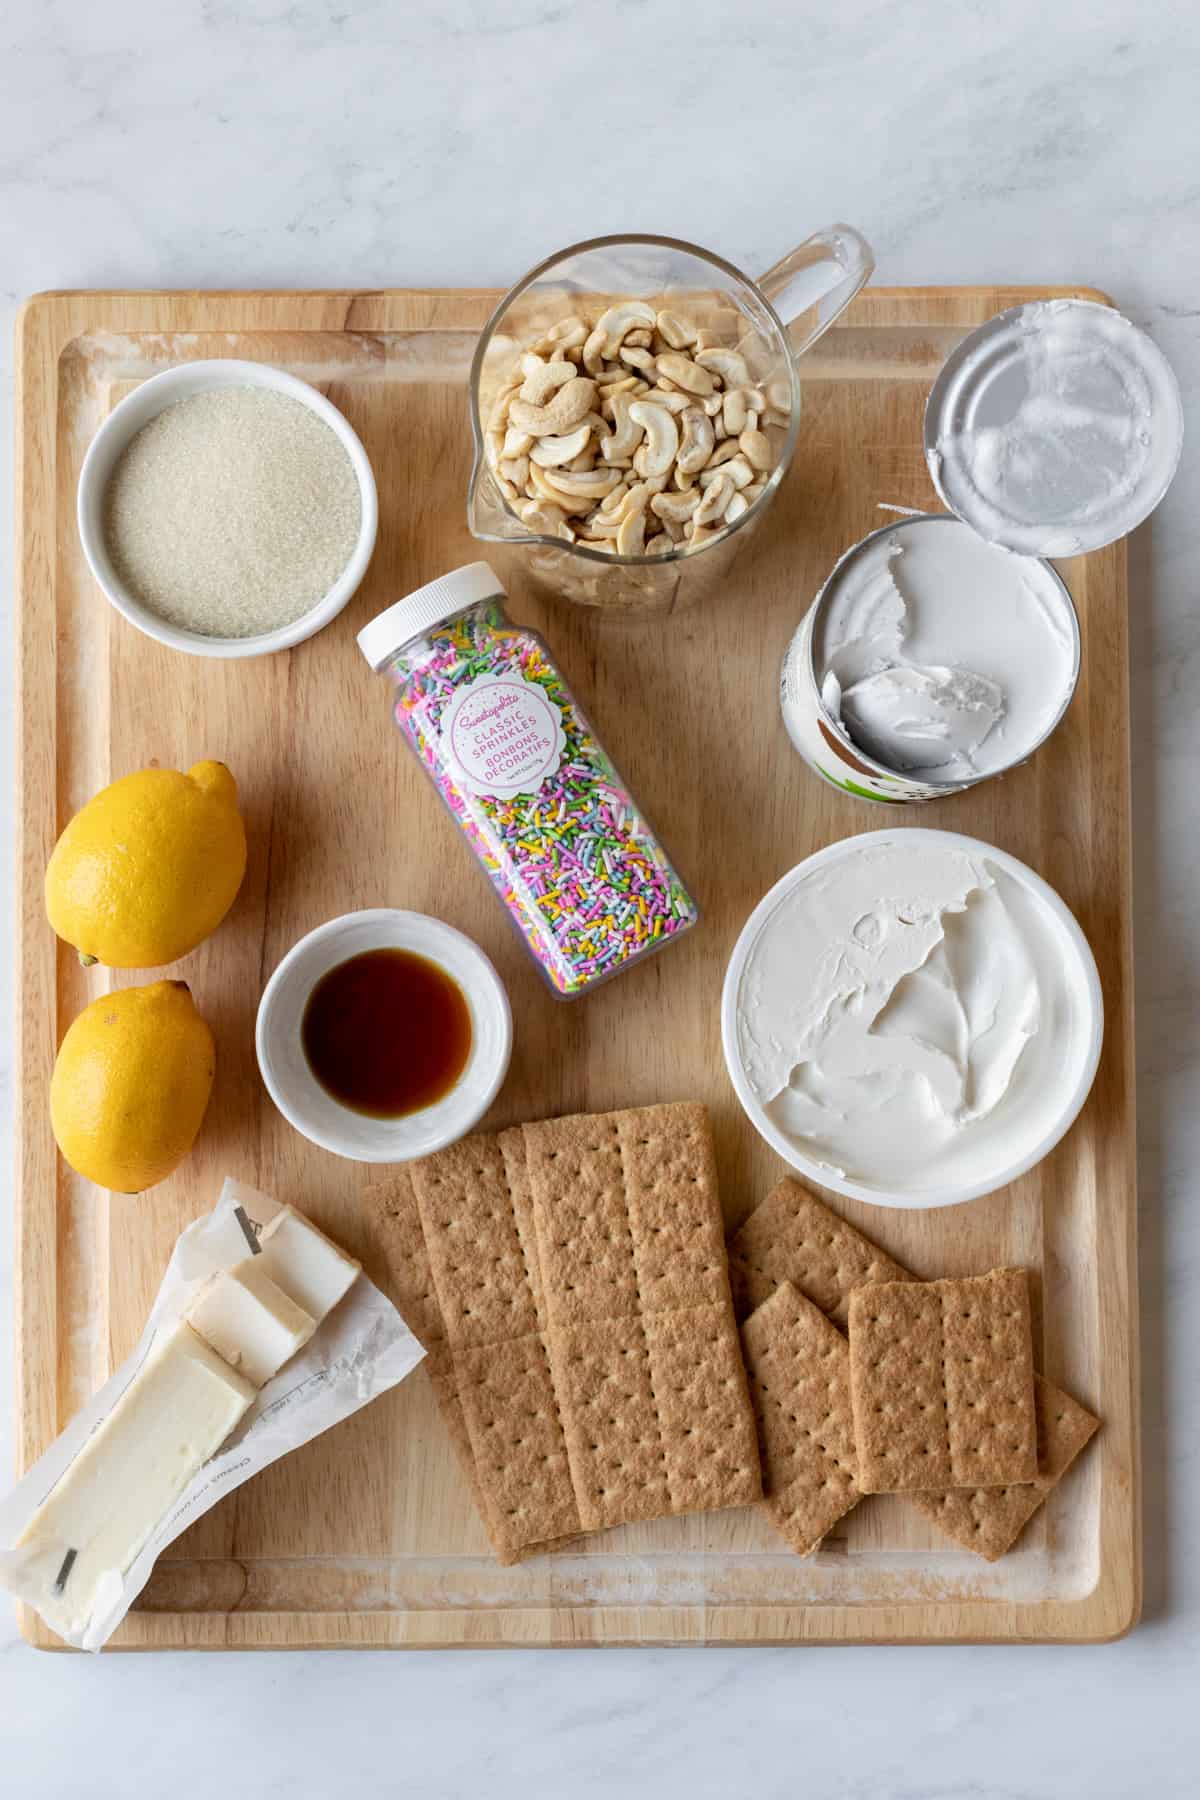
left=15, top=286, right=1138, bottom=1648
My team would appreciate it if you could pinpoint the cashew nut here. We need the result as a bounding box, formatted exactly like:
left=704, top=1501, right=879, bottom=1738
left=655, top=310, right=700, bottom=350
left=644, top=532, right=674, bottom=556
left=641, top=387, right=690, bottom=414
left=502, top=425, right=534, bottom=459
left=593, top=299, right=656, bottom=355
left=654, top=352, right=715, bottom=396
left=529, top=421, right=593, bottom=468
left=623, top=327, right=652, bottom=348
left=676, top=407, right=715, bottom=475
left=695, top=347, right=751, bottom=389
left=705, top=438, right=742, bottom=469
left=519, top=359, right=578, bottom=406
left=618, top=344, right=656, bottom=372
left=699, top=453, right=754, bottom=491
left=499, top=455, right=531, bottom=489
left=616, top=508, right=647, bottom=557
left=739, top=427, right=773, bottom=472
left=517, top=498, right=573, bottom=539
left=766, top=377, right=792, bottom=413
left=693, top=473, right=734, bottom=528
left=543, top=465, right=623, bottom=501
left=650, top=487, right=701, bottom=524
left=487, top=382, right=521, bottom=432
left=724, top=490, right=750, bottom=526
left=601, top=390, right=645, bottom=461
left=627, top=402, right=679, bottom=479
left=507, top=376, right=597, bottom=436
left=545, top=318, right=588, bottom=350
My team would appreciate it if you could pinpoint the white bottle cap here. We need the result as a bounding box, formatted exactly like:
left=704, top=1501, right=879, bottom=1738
left=356, top=562, right=506, bottom=671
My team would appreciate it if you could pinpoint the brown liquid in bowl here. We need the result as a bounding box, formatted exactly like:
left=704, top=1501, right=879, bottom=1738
left=301, top=947, right=472, bottom=1119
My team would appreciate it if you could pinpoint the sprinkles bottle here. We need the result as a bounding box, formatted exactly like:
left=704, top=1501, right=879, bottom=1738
left=358, top=563, right=698, bottom=997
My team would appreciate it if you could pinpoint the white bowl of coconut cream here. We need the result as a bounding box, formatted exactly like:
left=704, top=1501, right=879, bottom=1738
left=722, top=830, right=1103, bottom=1208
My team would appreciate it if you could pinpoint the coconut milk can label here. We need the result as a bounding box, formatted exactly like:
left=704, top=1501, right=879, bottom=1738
left=440, top=672, right=567, bottom=800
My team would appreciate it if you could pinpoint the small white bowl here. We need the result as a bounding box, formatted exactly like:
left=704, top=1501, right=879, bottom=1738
left=721, top=830, right=1104, bottom=1209
left=77, top=358, right=378, bottom=659
left=256, top=910, right=512, bottom=1163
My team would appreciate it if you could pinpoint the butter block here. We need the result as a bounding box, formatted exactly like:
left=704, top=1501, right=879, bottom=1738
left=186, top=1258, right=317, bottom=1387
left=17, top=1323, right=255, bottom=1640
left=255, top=1205, right=360, bottom=1323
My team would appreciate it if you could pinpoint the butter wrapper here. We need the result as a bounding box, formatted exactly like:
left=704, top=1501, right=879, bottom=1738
left=0, top=1179, right=424, bottom=1649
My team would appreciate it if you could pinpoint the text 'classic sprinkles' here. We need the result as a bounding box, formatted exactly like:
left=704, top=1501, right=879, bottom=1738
left=382, top=589, right=697, bottom=994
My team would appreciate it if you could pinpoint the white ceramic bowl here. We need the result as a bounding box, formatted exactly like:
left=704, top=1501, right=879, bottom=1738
left=721, top=830, right=1104, bottom=1208
left=256, top=910, right=512, bottom=1163
left=77, top=358, right=378, bottom=659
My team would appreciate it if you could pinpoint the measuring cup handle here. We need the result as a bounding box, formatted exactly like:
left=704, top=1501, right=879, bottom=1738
left=757, top=224, right=874, bottom=360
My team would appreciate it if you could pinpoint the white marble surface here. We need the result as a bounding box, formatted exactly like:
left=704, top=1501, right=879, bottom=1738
left=2, top=1, right=1198, bottom=1793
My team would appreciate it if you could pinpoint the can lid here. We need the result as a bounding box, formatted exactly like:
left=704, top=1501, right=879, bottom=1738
left=357, top=562, right=506, bottom=671
left=924, top=299, right=1183, bottom=556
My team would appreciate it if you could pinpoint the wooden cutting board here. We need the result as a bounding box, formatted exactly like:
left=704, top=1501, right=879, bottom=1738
left=14, top=286, right=1139, bottom=1648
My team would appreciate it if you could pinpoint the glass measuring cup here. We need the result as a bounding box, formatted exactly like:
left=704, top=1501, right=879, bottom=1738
left=467, top=228, right=874, bottom=618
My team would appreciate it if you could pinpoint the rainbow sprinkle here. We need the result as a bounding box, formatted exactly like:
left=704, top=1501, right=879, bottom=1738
left=386, top=599, right=698, bottom=995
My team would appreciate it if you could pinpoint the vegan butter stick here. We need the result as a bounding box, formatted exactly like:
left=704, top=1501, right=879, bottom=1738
left=186, top=1258, right=316, bottom=1387
left=254, top=1205, right=360, bottom=1322
left=16, top=1323, right=256, bottom=1640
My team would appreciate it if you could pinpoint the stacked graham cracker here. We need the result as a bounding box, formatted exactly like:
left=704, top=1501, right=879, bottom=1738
left=730, top=1180, right=1101, bottom=1560
left=368, top=1103, right=761, bottom=1563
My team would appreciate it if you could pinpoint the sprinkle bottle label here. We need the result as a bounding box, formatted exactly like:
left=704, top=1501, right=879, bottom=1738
left=381, top=592, right=699, bottom=998
left=440, top=671, right=566, bottom=800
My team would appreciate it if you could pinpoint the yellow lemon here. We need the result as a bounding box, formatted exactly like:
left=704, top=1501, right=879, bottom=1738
left=50, top=980, right=216, bottom=1192
left=45, top=761, right=247, bottom=968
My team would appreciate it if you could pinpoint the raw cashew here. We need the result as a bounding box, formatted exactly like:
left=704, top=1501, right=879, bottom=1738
left=499, top=454, right=531, bottom=489
left=699, top=453, right=754, bottom=491
left=593, top=299, right=656, bottom=355
left=543, top=465, right=623, bottom=500
left=645, top=531, right=674, bottom=556
left=695, top=347, right=751, bottom=389
left=627, top=402, right=679, bottom=479
left=766, top=377, right=792, bottom=412
left=616, top=508, right=647, bottom=557
left=601, top=390, right=645, bottom=460
left=508, top=376, right=597, bottom=436
left=655, top=310, right=700, bottom=350
left=640, top=386, right=690, bottom=414
left=529, top=422, right=593, bottom=468
left=724, top=491, right=750, bottom=525
left=618, top=344, right=656, bottom=372
left=518, top=498, right=573, bottom=539
left=693, top=473, right=733, bottom=527
left=654, top=352, right=715, bottom=396
left=705, top=438, right=742, bottom=469
left=502, top=425, right=534, bottom=458
left=487, top=382, right=521, bottom=432
left=739, top=427, right=773, bottom=472
left=519, top=359, right=578, bottom=406
left=650, top=488, right=701, bottom=524
left=676, top=407, right=715, bottom=474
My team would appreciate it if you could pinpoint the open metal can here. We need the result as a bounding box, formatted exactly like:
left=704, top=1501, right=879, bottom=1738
left=780, top=513, right=1081, bottom=805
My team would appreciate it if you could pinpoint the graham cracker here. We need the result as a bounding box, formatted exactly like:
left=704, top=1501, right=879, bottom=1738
left=727, top=1178, right=913, bottom=1327
left=740, top=1283, right=861, bottom=1557
left=404, top=1131, right=582, bottom=1560
left=848, top=1269, right=1039, bottom=1493
left=910, top=1375, right=1099, bottom=1560
left=524, top=1103, right=762, bottom=1531
left=367, top=1165, right=577, bottom=1564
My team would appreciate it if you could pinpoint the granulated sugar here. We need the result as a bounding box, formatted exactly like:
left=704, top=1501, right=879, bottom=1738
left=103, top=386, right=362, bottom=638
